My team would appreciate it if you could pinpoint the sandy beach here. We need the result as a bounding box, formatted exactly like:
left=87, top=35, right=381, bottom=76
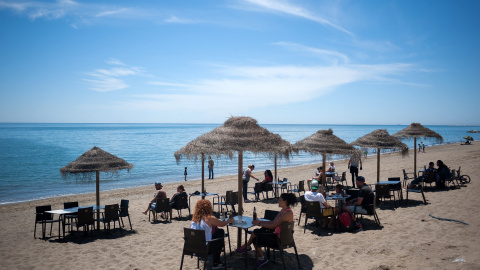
left=1, top=142, right=479, bottom=270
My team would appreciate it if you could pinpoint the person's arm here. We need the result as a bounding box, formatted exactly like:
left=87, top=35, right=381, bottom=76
left=359, top=158, right=362, bottom=169
left=355, top=197, right=364, bottom=206
left=248, top=170, right=259, bottom=181
left=207, top=215, right=233, bottom=227
left=253, top=210, right=293, bottom=229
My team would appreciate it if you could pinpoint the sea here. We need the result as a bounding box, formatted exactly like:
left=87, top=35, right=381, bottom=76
left=1, top=123, right=478, bottom=205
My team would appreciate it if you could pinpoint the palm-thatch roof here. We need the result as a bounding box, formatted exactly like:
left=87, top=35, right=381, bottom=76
left=351, top=129, right=409, bottom=155
left=393, top=123, right=443, bottom=143
left=60, top=146, right=134, bottom=175
left=174, top=116, right=293, bottom=162
left=293, top=129, right=358, bottom=156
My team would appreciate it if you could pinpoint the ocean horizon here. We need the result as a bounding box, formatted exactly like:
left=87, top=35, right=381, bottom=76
left=1, top=123, right=478, bottom=205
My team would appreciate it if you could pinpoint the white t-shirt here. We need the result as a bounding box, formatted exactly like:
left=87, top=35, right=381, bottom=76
left=190, top=219, right=212, bottom=242
left=304, top=191, right=327, bottom=208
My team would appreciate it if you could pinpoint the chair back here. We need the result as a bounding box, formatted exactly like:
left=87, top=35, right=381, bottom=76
left=279, top=221, right=295, bottom=246
left=175, top=194, right=189, bottom=210
left=77, top=207, right=94, bottom=227
left=264, top=210, right=280, bottom=221
left=305, top=201, right=322, bottom=218
left=224, top=190, right=233, bottom=204
left=403, top=169, right=410, bottom=180
left=375, top=184, right=390, bottom=198
left=35, top=205, right=53, bottom=222
left=119, top=199, right=129, bottom=216
left=104, top=204, right=120, bottom=222
left=64, top=201, right=79, bottom=209
left=254, top=182, right=263, bottom=193
left=155, top=198, right=171, bottom=212
left=457, top=166, right=461, bottom=177
left=183, top=228, right=207, bottom=255
left=388, top=177, right=400, bottom=181
left=299, top=195, right=306, bottom=214
left=298, top=180, right=305, bottom=192
left=231, top=192, right=239, bottom=205
left=345, top=188, right=359, bottom=199
left=387, top=177, right=402, bottom=190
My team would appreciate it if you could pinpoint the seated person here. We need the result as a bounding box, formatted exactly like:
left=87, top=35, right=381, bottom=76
left=236, top=193, right=297, bottom=268
left=327, top=162, right=335, bottom=172
left=307, top=166, right=324, bottom=190
left=169, top=184, right=187, bottom=217
left=334, top=184, right=347, bottom=205
left=191, top=199, right=233, bottom=269
left=408, top=162, right=438, bottom=189
left=260, top=169, right=273, bottom=192
left=436, top=160, right=451, bottom=188
left=305, top=180, right=335, bottom=229
left=344, top=176, right=373, bottom=226
left=143, top=182, right=167, bottom=219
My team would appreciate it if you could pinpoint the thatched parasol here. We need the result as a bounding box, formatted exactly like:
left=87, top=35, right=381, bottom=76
left=175, top=116, right=293, bottom=246
left=60, top=146, right=134, bottom=228
left=293, top=129, right=359, bottom=187
left=351, top=129, right=408, bottom=182
left=393, top=123, right=443, bottom=177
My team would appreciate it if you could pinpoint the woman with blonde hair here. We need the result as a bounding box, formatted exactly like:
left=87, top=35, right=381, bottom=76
left=190, top=199, right=233, bottom=269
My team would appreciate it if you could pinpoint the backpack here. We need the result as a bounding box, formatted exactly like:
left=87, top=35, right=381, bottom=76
left=338, top=212, right=355, bottom=232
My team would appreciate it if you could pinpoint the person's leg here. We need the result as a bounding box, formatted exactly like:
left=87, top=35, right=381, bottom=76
left=243, top=180, right=249, bottom=201
left=212, top=168, right=214, bottom=179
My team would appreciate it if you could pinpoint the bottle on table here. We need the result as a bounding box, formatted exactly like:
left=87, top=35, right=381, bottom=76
left=253, top=207, right=257, bottom=220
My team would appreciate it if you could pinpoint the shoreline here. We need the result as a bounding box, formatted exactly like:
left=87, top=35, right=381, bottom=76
left=0, top=140, right=468, bottom=206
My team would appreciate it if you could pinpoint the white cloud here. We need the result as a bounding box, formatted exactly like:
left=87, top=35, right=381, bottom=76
left=242, top=0, right=353, bottom=36
left=273, top=41, right=349, bottom=64
left=84, top=59, right=144, bottom=92
left=164, top=15, right=195, bottom=24
left=95, top=8, right=127, bottom=18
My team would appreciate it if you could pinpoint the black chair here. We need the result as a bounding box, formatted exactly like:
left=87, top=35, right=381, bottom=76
left=119, top=199, right=133, bottom=231
left=171, top=193, right=190, bottom=219
left=100, top=204, right=122, bottom=234
left=354, top=196, right=381, bottom=226
left=63, top=201, right=79, bottom=232
left=214, top=190, right=231, bottom=214
left=288, top=180, right=305, bottom=196
left=34, top=205, right=61, bottom=240
left=249, top=182, right=265, bottom=201
left=254, top=221, right=301, bottom=270
left=180, top=228, right=227, bottom=270
left=403, top=169, right=415, bottom=188
left=280, top=178, right=289, bottom=194
left=149, top=198, right=171, bottom=221
left=387, top=177, right=402, bottom=203
left=297, top=195, right=307, bottom=226
left=375, top=184, right=392, bottom=204
left=76, top=207, right=95, bottom=236
left=303, top=201, right=323, bottom=233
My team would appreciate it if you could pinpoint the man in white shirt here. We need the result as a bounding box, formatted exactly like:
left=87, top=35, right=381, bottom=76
left=304, top=180, right=335, bottom=228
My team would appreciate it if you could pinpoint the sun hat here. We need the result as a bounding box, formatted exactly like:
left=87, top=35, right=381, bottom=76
left=311, top=179, right=319, bottom=190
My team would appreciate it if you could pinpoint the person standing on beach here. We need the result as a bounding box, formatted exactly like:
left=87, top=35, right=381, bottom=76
left=422, top=142, right=426, bottom=153
left=242, top=164, right=259, bottom=203
left=348, top=155, right=362, bottom=188
left=143, top=182, right=167, bottom=216
left=208, top=156, right=215, bottom=179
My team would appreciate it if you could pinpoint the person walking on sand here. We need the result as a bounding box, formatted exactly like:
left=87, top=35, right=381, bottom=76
left=348, top=155, right=362, bottom=188
left=242, top=164, right=259, bottom=203
left=143, top=182, right=167, bottom=217
left=208, top=156, right=215, bottom=179
left=422, top=142, right=426, bottom=153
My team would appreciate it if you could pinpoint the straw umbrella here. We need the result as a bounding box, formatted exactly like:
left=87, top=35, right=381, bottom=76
left=60, top=146, right=134, bottom=229
left=351, top=129, right=408, bottom=182
left=393, top=123, right=443, bottom=177
left=293, top=129, right=359, bottom=188
left=175, top=116, right=293, bottom=246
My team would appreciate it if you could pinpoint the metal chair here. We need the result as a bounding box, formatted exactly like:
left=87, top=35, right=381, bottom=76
left=387, top=177, right=402, bottom=204
left=288, top=180, right=305, bottom=196
left=76, top=207, right=95, bottom=236
left=403, top=169, right=415, bottom=188
left=375, top=184, right=392, bottom=204
left=63, top=201, right=79, bottom=232
left=171, top=193, right=190, bottom=219
left=254, top=221, right=301, bottom=269
left=354, top=196, right=381, bottom=226
left=34, top=205, right=61, bottom=240
left=303, top=201, right=323, bottom=233
left=406, top=179, right=427, bottom=205
left=119, top=199, right=133, bottom=230
left=180, top=228, right=227, bottom=270
left=100, top=204, right=122, bottom=234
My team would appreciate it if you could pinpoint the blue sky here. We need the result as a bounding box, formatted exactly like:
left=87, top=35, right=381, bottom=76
left=1, top=0, right=479, bottom=125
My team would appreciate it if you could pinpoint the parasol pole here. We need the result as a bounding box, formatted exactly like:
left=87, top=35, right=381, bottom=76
left=201, top=153, right=205, bottom=199
left=237, top=150, right=243, bottom=248
left=414, top=137, right=417, bottom=178
left=322, top=153, right=327, bottom=190
left=377, top=148, right=380, bottom=182
left=96, top=170, right=100, bottom=230
left=274, top=153, right=277, bottom=182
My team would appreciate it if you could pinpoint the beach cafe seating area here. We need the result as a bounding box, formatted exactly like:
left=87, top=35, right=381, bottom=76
left=35, top=163, right=471, bottom=269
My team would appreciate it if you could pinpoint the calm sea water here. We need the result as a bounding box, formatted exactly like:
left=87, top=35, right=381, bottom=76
left=0, top=123, right=478, bottom=204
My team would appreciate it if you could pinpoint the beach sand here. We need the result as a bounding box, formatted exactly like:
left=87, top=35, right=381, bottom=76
left=1, top=143, right=479, bottom=269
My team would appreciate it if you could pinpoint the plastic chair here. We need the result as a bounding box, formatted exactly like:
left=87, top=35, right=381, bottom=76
left=375, top=184, right=393, bottom=206
left=354, top=196, right=381, bottom=226
left=171, top=193, right=190, bottom=219
left=100, top=204, right=122, bottom=234
left=63, top=201, right=79, bottom=232
left=303, top=201, right=323, bottom=233
left=288, top=180, right=305, bottom=196
left=254, top=221, right=301, bottom=269
left=34, top=205, right=61, bottom=240
left=76, top=207, right=95, bottom=236
left=149, top=198, right=171, bottom=221
left=119, top=199, right=133, bottom=230
left=180, top=228, right=226, bottom=270
left=403, top=169, right=415, bottom=188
